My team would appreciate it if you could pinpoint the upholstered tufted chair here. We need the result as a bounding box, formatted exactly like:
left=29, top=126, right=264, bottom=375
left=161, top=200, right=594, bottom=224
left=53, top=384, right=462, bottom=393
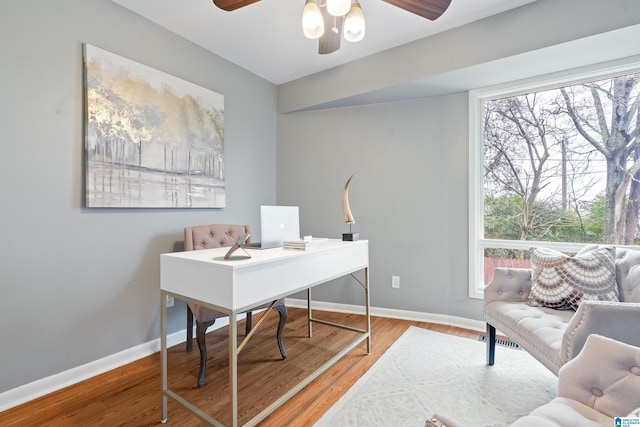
left=426, top=334, right=640, bottom=427
left=183, top=224, right=287, bottom=388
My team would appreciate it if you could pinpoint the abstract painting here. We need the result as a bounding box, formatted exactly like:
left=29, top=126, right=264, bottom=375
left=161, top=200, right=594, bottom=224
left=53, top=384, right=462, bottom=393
left=83, top=44, right=225, bottom=208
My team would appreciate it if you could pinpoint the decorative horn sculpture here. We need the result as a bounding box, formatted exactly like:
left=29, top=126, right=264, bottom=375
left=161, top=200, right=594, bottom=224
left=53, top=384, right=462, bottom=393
left=342, top=175, right=359, bottom=241
left=343, top=175, right=355, bottom=223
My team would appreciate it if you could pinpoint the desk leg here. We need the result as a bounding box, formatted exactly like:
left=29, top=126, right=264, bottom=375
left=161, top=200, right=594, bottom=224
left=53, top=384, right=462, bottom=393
left=365, top=267, right=371, bottom=354
left=307, top=288, right=313, bottom=338
left=160, top=293, right=168, bottom=423
left=229, top=310, right=238, bottom=427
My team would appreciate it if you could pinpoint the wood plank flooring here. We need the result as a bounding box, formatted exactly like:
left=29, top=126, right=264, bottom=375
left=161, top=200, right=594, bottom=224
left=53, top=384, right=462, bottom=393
left=0, top=308, right=481, bottom=427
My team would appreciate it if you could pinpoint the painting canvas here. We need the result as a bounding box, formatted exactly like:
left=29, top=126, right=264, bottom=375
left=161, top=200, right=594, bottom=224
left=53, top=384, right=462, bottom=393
left=83, top=44, right=225, bottom=208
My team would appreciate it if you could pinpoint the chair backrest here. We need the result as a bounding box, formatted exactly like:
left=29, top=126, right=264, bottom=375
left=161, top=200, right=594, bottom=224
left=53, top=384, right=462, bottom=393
left=615, top=248, right=640, bottom=303
left=557, top=334, right=640, bottom=418
left=184, top=224, right=251, bottom=251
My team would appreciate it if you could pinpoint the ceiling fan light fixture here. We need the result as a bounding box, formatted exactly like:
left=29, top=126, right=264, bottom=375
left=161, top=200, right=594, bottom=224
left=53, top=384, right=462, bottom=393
left=326, top=0, right=351, bottom=17
left=343, top=1, right=365, bottom=42
left=302, top=0, right=325, bottom=39
left=213, top=0, right=450, bottom=55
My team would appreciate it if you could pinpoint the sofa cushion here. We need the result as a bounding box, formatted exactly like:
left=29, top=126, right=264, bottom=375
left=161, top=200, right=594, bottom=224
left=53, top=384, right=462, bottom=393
left=483, top=301, right=575, bottom=374
left=614, top=248, right=640, bottom=303
left=527, top=246, right=618, bottom=310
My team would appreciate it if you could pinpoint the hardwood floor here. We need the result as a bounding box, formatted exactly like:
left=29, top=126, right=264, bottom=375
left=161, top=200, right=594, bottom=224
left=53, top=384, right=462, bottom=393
left=0, top=308, right=480, bottom=427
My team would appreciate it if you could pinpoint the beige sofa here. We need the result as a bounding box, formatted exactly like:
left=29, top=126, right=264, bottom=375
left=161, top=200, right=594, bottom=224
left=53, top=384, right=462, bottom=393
left=426, top=334, right=640, bottom=427
left=483, top=246, right=640, bottom=375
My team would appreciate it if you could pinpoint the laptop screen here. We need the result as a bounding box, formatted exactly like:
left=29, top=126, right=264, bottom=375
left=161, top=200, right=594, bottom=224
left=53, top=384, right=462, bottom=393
left=259, top=205, right=300, bottom=249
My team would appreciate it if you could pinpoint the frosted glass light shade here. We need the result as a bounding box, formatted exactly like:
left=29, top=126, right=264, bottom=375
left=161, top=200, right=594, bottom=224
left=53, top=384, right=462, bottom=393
left=302, top=1, right=324, bottom=39
left=344, top=2, right=365, bottom=42
left=326, top=0, right=351, bottom=17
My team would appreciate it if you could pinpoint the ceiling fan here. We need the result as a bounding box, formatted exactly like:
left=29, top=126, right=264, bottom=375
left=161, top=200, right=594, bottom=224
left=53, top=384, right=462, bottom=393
left=212, top=0, right=452, bottom=55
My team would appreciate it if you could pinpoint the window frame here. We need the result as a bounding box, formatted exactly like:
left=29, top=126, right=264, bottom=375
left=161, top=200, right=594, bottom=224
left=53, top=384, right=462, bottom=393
left=467, top=57, right=640, bottom=299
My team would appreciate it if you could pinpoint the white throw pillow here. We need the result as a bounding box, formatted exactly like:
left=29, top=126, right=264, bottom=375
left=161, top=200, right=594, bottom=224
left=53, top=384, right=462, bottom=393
left=527, top=246, right=618, bottom=310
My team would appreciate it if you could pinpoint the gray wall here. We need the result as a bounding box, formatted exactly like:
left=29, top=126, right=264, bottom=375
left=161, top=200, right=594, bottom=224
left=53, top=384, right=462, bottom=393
left=1, top=0, right=277, bottom=393
left=277, top=95, right=478, bottom=318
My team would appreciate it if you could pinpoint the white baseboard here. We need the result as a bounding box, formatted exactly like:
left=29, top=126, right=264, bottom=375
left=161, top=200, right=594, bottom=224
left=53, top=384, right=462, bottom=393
left=0, top=301, right=483, bottom=412
left=285, top=298, right=486, bottom=333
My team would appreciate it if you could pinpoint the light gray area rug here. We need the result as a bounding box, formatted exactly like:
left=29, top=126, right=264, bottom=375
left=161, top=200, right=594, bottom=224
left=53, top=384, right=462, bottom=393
left=314, top=326, right=557, bottom=427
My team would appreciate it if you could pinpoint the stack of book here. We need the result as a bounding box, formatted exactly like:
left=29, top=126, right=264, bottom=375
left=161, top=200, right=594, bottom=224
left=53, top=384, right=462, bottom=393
left=283, top=237, right=329, bottom=251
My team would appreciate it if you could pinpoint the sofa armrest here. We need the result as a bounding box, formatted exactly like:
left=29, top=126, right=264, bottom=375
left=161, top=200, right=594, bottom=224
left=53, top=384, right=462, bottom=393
left=561, top=300, right=640, bottom=363
left=557, top=334, right=640, bottom=418
left=483, top=267, right=532, bottom=305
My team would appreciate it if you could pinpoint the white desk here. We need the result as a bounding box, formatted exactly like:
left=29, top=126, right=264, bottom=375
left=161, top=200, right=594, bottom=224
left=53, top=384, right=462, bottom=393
left=160, top=239, right=370, bottom=426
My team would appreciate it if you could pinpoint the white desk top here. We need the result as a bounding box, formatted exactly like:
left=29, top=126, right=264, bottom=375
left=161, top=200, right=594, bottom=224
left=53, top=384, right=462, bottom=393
left=161, top=239, right=368, bottom=312
left=164, top=238, right=362, bottom=267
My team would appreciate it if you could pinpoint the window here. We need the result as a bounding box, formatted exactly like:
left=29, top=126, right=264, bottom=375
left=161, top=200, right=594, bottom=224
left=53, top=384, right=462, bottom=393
left=468, top=60, right=640, bottom=298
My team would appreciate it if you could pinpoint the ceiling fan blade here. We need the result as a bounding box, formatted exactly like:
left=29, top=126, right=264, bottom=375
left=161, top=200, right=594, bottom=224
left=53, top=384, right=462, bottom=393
left=382, top=0, right=451, bottom=20
left=212, top=0, right=261, bottom=12
left=318, top=6, right=342, bottom=54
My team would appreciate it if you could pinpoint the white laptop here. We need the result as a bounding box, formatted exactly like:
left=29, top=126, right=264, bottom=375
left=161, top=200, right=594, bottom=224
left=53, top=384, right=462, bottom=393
left=246, top=205, right=300, bottom=249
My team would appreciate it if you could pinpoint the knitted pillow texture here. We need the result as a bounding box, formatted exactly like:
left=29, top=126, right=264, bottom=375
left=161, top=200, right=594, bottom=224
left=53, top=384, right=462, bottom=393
left=527, top=246, right=618, bottom=310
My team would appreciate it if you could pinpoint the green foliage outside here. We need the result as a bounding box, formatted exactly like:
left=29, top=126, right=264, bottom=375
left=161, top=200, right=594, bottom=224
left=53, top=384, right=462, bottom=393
left=485, top=192, right=638, bottom=259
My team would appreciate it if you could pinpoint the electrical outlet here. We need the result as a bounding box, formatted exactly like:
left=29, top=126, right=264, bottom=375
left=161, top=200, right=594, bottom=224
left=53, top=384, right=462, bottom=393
left=166, top=295, right=175, bottom=307
left=392, top=276, right=400, bottom=289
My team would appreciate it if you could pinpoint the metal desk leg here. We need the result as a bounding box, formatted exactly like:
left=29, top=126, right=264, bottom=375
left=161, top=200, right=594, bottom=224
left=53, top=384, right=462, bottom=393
left=307, top=288, right=313, bottom=338
left=161, top=293, right=168, bottom=423
left=365, top=267, right=371, bottom=354
left=229, top=310, right=238, bottom=427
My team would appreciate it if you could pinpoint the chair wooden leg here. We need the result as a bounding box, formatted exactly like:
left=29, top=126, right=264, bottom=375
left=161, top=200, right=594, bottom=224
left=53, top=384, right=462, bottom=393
left=274, top=305, right=288, bottom=359
left=196, top=319, right=215, bottom=388
left=186, top=306, right=194, bottom=352
left=486, top=323, right=496, bottom=366
left=245, top=312, right=252, bottom=335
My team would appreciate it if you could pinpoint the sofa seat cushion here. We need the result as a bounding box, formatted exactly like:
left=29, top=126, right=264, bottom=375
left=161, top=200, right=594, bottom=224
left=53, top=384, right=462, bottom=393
left=484, top=301, right=575, bottom=374
left=509, top=397, right=611, bottom=427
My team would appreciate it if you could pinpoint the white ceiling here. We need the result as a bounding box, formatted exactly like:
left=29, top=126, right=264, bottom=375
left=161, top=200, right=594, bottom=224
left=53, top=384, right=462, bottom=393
left=112, top=0, right=540, bottom=85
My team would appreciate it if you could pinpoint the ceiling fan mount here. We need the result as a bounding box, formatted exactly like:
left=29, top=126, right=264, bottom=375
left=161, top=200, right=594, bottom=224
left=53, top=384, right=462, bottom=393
left=212, top=0, right=451, bottom=54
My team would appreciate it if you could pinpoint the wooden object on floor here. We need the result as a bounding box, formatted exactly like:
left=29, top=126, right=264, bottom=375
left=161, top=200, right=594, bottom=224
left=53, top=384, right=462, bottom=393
left=0, top=308, right=479, bottom=426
